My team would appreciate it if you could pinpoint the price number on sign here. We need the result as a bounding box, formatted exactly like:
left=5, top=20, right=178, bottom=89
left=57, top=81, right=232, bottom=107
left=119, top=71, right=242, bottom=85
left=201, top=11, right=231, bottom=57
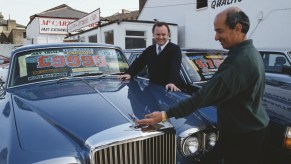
left=194, top=59, right=223, bottom=69
left=37, top=55, right=107, bottom=68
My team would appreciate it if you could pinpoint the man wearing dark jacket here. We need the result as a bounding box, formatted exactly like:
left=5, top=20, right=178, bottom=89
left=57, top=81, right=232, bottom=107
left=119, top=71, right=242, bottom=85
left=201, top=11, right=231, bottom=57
left=119, top=22, right=182, bottom=91
left=137, top=7, right=269, bottom=164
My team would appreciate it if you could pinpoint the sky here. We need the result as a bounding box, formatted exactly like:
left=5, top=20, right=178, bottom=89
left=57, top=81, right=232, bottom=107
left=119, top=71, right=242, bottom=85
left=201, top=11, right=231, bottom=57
left=0, top=0, right=139, bottom=25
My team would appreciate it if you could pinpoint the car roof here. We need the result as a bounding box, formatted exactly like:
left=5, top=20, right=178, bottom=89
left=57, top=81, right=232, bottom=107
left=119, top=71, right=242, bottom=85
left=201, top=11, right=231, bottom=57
left=181, top=48, right=227, bottom=53
left=123, top=48, right=228, bottom=53
left=258, top=48, right=291, bottom=53
left=11, top=43, right=122, bottom=56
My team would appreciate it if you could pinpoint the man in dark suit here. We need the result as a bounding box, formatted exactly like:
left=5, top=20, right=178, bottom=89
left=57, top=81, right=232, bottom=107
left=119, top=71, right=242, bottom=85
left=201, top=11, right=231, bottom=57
left=119, top=22, right=182, bottom=91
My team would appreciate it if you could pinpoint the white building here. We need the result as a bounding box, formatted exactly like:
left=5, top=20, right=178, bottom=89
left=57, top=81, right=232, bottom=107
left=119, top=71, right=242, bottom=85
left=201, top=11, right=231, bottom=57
left=25, top=1, right=291, bottom=50
left=24, top=3, right=178, bottom=49
left=25, top=4, right=88, bottom=45
left=138, top=0, right=291, bottom=49
left=66, top=20, right=178, bottom=49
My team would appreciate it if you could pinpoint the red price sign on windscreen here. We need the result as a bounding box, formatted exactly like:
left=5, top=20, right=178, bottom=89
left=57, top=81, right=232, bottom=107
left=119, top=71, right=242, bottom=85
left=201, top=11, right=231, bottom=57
left=194, top=59, right=223, bottom=69
left=37, top=55, right=107, bottom=68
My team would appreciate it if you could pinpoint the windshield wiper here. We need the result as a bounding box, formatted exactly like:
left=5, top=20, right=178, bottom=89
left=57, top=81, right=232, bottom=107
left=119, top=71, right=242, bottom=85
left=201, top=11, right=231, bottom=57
left=72, top=72, right=103, bottom=77
left=110, top=72, right=124, bottom=75
left=57, top=72, right=103, bottom=83
left=57, top=72, right=120, bottom=83
left=57, top=76, right=74, bottom=83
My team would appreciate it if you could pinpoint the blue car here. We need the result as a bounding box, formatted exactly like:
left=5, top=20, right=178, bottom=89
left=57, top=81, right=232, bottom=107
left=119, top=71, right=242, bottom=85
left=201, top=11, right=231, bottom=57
left=0, top=43, right=219, bottom=164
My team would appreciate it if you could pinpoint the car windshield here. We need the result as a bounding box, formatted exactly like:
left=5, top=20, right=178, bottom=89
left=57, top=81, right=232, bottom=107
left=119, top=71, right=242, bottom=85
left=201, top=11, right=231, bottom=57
left=182, top=52, right=227, bottom=83
left=9, top=47, right=129, bottom=87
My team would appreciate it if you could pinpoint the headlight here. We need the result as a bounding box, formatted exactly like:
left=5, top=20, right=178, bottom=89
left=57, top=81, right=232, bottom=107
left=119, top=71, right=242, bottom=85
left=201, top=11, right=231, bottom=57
left=178, top=128, right=219, bottom=159
left=205, top=132, right=217, bottom=151
left=284, top=126, right=291, bottom=150
left=182, top=136, right=199, bottom=156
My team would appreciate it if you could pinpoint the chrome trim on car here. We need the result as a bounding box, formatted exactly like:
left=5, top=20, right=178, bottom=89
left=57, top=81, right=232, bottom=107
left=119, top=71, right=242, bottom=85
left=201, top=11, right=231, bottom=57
left=177, top=127, right=219, bottom=158
left=178, top=128, right=200, bottom=138
left=85, top=123, right=176, bottom=164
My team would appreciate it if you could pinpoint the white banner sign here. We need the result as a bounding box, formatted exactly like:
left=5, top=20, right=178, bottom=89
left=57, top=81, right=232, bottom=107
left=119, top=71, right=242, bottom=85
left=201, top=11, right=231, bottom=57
left=39, top=18, right=76, bottom=35
left=67, top=8, right=100, bottom=33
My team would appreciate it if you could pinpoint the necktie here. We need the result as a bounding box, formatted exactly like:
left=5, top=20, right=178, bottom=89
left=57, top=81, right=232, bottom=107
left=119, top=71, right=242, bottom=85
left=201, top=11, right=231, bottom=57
left=158, top=46, right=162, bottom=55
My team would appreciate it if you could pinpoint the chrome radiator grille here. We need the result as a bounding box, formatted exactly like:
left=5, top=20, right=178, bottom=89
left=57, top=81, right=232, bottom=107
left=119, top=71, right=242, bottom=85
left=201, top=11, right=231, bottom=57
left=94, top=133, right=176, bottom=164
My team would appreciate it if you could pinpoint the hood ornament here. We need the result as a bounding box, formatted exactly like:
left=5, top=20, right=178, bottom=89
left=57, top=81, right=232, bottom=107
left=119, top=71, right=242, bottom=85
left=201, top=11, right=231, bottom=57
left=128, top=113, right=164, bottom=132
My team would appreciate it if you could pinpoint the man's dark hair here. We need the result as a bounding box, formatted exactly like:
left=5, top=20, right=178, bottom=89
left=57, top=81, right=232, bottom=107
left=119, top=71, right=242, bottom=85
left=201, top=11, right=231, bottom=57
left=152, top=22, right=171, bottom=34
left=225, top=10, right=250, bottom=34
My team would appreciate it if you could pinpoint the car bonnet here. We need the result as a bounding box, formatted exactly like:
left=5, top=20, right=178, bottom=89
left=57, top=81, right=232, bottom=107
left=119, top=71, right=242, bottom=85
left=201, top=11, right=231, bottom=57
left=10, top=78, right=183, bottom=151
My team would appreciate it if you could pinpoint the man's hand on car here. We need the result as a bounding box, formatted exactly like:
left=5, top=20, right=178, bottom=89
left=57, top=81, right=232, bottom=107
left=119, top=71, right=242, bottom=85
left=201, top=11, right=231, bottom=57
left=166, top=83, right=181, bottom=92
left=119, top=74, right=131, bottom=80
left=136, top=111, right=163, bottom=126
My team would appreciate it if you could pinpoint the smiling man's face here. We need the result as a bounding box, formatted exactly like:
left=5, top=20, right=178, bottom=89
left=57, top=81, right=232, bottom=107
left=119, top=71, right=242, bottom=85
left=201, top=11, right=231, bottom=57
left=214, top=11, right=245, bottom=50
left=153, top=25, right=170, bottom=46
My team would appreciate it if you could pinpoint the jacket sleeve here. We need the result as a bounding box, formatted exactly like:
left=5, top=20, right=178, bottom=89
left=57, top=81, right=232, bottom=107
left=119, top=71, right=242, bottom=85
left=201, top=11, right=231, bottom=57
left=166, top=64, right=242, bottom=119
left=126, top=49, right=148, bottom=77
left=168, top=45, right=182, bottom=84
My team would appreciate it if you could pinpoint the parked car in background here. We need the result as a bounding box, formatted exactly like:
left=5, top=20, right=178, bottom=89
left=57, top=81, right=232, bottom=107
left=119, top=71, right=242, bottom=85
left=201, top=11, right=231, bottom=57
left=263, top=78, right=291, bottom=163
left=259, top=49, right=291, bottom=163
left=123, top=48, right=228, bottom=93
left=0, top=43, right=219, bottom=164
left=124, top=48, right=291, bottom=163
left=259, top=49, right=291, bottom=83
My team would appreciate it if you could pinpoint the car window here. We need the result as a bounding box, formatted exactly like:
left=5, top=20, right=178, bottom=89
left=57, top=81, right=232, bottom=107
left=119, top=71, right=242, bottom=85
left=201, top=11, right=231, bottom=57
left=124, top=49, right=228, bottom=83
left=260, top=51, right=290, bottom=73
left=123, top=52, right=131, bottom=60
left=127, top=53, right=141, bottom=65
left=9, top=47, right=129, bottom=87
left=182, top=52, right=227, bottom=83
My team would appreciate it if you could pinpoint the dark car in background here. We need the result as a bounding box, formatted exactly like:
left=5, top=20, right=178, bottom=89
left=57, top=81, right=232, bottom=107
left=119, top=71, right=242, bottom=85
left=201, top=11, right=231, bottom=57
left=124, top=48, right=291, bottom=163
left=123, top=48, right=228, bottom=93
left=0, top=43, right=219, bottom=164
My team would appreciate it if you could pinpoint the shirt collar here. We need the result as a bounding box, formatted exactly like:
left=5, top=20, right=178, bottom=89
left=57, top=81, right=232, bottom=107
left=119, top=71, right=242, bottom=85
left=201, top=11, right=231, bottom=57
left=156, top=41, right=169, bottom=51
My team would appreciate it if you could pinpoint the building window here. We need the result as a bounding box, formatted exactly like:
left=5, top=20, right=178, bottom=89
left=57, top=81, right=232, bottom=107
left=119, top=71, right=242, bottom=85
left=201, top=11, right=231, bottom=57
left=104, top=30, right=114, bottom=44
left=88, top=34, right=97, bottom=43
left=197, top=0, right=208, bottom=9
left=125, top=30, right=146, bottom=49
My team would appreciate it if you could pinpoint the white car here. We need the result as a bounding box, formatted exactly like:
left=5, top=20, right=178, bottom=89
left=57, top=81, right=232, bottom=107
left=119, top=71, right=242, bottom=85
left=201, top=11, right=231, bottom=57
left=259, top=49, right=291, bottom=83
